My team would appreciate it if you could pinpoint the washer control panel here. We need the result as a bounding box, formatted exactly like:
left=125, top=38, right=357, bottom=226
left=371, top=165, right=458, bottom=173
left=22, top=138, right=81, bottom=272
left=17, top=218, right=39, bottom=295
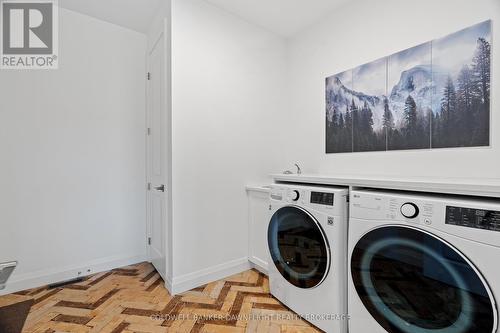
left=446, top=206, right=500, bottom=232
left=352, top=191, right=435, bottom=224
left=351, top=189, right=500, bottom=247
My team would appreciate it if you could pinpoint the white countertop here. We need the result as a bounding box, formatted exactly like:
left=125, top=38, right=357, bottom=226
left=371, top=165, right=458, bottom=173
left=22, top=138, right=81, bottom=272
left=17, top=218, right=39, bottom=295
left=271, top=174, right=500, bottom=198
left=245, top=185, right=271, bottom=193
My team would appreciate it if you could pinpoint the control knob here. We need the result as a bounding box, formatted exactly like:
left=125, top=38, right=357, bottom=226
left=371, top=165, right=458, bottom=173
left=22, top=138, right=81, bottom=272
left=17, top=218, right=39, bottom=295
left=290, top=190, right=300, bottom=202
left=401, top=202, right=419, bottom=219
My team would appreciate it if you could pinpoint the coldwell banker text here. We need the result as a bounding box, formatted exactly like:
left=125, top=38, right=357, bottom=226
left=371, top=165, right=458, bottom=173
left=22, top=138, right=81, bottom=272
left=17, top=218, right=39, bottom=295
left=1, top=0, right=58, bottom=69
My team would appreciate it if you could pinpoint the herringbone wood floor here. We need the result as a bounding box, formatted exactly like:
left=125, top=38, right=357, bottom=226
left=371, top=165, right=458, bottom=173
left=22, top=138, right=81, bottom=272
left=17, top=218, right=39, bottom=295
left=1, top=262, right=322, bottom=333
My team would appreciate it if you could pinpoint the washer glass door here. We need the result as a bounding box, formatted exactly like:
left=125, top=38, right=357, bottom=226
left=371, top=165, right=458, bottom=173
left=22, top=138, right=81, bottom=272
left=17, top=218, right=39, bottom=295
left=351, top=226, right=497, bottom=333
left=268, top=206, right=330, bottom=289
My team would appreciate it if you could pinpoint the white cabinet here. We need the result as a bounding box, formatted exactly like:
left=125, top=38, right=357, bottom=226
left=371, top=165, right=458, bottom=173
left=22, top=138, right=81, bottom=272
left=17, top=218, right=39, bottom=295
left=246, top=186, right=271, bottom=274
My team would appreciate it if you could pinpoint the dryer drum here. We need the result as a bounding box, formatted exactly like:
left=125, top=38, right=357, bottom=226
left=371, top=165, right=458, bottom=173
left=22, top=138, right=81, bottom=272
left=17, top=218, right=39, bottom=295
left=351, top=226, right=496, bottom=333
left=268, top=206, right=330, bottom=289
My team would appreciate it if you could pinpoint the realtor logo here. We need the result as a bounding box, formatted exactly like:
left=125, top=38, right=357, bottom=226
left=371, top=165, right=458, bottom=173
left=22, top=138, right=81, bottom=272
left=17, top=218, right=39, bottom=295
left=1, top=0, right=58, bottom=69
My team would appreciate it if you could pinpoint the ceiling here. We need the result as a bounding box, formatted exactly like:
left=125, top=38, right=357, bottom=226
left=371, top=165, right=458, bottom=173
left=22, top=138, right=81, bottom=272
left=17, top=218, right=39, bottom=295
left=204, top=0, right=352, bottom=37
left=59, top=0, right=351, bottom=36
left=59, top=0, right=163, bottom=33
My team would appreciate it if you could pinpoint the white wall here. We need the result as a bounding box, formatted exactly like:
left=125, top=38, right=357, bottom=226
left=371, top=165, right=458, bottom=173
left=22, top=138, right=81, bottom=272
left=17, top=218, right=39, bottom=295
left=4, top=0, right=492, bottom=296
left=287, top=0, right=500, bottom=179
left=170, top=0, right=288, bottom=290
left=0, top=8, right=147, bottom=294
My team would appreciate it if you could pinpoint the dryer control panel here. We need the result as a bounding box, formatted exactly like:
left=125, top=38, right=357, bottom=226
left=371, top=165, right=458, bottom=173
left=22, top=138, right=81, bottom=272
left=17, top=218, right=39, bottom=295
left=351, top=191, right=434, bottom=223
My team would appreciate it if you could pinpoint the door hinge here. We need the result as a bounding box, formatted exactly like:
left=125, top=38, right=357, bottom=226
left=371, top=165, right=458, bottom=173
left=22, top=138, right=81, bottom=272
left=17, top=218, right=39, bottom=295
left=147, top=183, right=151, bottom=191
left=147, top=128, right=151, bottom=136
left=147, top=72, right=151, bottom=80
left=148, top=237, right=151, bottom=245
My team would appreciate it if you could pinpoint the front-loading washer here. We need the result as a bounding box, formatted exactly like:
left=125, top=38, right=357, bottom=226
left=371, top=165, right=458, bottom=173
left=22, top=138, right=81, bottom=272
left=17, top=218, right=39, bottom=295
left=268, top=184, right=349, bottom=333
left=348, top=189, right=499, bottom=333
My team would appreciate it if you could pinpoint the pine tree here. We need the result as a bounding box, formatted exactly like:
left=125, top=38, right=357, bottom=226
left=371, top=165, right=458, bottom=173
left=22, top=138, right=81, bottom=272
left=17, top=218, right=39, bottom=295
left=456, top=65, right=475, bottom=111
left=356, top=101, right=375, bottom=151
left=402, top=95, right=419, bottom=147
left=471, top=37, right=490, bottom=146
left=441, top=76, right=457, bottom=115
left=350, top=99, right=359, bottom=146
left=440, top=76, right=457, bottom=145
left=382, top=97, right=394, bottom=131
left=332, top=108, right=340, bottom=126
left=456, top=65, right=476, bottom=145
left=344, top=105, right=352, bottom=131
left=403, top=95, right=418, bottom=133
left=338, top=113, right=345, bottom=129
left=343, top=104, right=353, bottom=152
left=472, top=37, right=491, bottom=106
left=350, top=98, right=358, bottom=118
left=361, top=101, right=374, bottom=131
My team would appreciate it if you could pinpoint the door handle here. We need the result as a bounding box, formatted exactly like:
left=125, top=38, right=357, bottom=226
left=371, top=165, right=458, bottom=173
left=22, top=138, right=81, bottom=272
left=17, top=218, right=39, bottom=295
left=154, top=185, right=165, bottom=192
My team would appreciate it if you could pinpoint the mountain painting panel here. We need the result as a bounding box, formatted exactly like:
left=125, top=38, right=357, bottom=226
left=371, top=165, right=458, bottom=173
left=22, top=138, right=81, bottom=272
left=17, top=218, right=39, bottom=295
left=326, top=70, right=354, bottom=153
left=432, top=20, right=491, bottom=148
left=387, top=42, right=432, bottom=151
left=325, top=20, right=491, bottom=154
left=352, top=57, right=388, bottom=152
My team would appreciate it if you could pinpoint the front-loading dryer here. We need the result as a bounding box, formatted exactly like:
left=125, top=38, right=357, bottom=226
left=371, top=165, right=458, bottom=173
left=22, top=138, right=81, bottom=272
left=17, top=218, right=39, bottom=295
left=348, top=189, right=499, bottom=333
left=268, top=184, right=349, bottom=333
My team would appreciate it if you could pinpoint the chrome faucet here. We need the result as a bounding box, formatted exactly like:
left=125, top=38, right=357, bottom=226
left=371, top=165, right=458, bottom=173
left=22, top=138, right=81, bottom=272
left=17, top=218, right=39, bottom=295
left=294, top=163, right=302, bottom=175
left=283, top=163, right=302, bottom=175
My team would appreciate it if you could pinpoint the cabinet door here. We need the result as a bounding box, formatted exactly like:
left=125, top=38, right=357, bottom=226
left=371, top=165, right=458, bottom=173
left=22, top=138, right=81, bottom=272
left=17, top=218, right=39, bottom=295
left=247, top=189, right=270, bottom=273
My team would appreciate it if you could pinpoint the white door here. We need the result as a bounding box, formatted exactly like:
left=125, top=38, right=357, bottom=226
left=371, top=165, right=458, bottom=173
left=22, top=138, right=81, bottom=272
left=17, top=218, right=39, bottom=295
left=147, top=35, right=167, bottom=280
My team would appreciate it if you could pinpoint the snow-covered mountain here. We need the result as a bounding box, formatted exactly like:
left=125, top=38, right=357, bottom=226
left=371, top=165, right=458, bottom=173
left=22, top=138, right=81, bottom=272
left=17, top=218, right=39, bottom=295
left=326, top=76, right=385, bottom=130
left=326, top=64, right=445, bottom=131
left=389, top=65, right=434, bottom=128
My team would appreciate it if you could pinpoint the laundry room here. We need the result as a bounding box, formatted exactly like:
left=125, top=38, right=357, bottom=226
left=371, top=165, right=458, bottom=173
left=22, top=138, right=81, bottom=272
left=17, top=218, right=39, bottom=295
left=0, top=0, right=499, bottom=332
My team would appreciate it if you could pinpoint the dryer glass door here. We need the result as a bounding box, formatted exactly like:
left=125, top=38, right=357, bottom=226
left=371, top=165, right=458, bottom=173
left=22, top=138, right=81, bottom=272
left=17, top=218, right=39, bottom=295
left=351, top=226, right=496, bottom=333
left=268, top=206, right=330, bottom=289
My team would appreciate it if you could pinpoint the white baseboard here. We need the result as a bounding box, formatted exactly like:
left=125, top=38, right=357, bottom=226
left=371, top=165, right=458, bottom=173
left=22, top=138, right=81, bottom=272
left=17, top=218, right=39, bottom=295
left=0, top=253, right=148, bottom=296
left=164, top=277, right=173, bottom=294
left=249, top=257, right=268, bottom=275
left=171, top=257, right=251, bottom=295
left=2, top=256, right=262, bottom=297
